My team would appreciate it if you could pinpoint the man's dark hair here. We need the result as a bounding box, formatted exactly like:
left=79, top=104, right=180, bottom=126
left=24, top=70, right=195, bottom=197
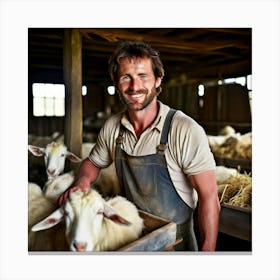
left=108, top=41, right=165, bottom=84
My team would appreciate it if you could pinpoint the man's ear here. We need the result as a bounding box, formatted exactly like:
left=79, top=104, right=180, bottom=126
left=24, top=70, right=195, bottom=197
left=155, top=77, right=162, bottom=89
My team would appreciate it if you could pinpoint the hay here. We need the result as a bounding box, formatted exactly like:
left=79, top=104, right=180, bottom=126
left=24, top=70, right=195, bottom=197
left=228, top=185, right=252, bottom=208
left=217, top=173, right=252, bottom=209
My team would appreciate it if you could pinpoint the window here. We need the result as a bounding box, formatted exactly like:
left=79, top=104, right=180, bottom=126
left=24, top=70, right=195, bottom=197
left=218, top=75, right=252, bottom=89
left=32, top=83, right=88, bottom=117
left=32, top=83, right=65, bottom=116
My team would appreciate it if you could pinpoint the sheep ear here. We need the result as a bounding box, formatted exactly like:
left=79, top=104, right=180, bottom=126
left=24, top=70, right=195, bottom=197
left=103, top=203, right=131, bottom=226
left=31, top=208, right=64, bottom=232
left=28, top=145, right=45, bottom=156
left=66, top=151, right=82, bottom=162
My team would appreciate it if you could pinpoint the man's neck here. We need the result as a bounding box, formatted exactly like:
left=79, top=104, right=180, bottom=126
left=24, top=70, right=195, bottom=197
left=127, top=100, right=159, bottom=138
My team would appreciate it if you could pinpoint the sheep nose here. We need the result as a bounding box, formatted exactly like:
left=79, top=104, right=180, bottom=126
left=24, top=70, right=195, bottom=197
left=47, top=169, right=56, bottom=176
left=73, top=241, right=87, bottom=252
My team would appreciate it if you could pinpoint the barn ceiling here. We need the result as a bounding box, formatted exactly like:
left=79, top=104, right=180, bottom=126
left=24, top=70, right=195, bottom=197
left=28, top=28, right=252, bottom=86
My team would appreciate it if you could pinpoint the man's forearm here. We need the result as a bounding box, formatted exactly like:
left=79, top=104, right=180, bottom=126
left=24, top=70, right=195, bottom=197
left=74, top=158, right=101, bottom=188
left=198, top=196, right=220, bottom=251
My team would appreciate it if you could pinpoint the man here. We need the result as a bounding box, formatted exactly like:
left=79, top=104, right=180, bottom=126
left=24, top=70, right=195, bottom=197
left=58, top=41, right=220, bottom=251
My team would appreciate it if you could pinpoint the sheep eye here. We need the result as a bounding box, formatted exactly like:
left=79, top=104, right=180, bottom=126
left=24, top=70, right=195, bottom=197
left=97, top=209, right=103, bottom=215
left=61, top=154, right=65, bottom=157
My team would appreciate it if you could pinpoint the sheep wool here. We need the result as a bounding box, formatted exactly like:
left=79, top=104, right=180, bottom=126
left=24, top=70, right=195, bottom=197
left=28, top=182, right=68, bottom=251
left=31, top=189, right=144, bottom=252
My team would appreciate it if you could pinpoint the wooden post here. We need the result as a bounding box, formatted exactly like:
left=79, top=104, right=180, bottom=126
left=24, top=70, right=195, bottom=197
left=63, top=28, right=82, bottom=158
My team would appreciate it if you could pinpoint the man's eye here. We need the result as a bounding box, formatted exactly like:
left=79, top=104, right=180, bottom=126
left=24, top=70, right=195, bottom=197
left=120, top=76, right=130, bottom=82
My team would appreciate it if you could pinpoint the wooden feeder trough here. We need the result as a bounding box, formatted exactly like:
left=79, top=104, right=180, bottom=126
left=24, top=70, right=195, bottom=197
left=118, top=210, right=177, bottom=252
left=219, top=204, right=251, bottom=241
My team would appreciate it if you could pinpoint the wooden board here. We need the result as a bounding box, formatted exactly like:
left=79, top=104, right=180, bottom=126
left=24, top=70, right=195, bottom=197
left=118, top=210, right=177, bottom=251
left=219, top=204, right=251, bottom=241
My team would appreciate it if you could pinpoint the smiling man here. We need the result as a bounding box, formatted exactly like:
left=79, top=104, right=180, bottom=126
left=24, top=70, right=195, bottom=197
left=58, top=41, right=220, bottom=251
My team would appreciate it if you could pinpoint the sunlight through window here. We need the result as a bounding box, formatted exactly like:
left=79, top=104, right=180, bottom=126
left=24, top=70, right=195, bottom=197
left=32, top=83, right=87, bottom=117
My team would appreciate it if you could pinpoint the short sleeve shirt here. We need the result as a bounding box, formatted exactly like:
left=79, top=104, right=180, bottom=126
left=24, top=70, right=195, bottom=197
left=89, top=101, right=216, bottom=208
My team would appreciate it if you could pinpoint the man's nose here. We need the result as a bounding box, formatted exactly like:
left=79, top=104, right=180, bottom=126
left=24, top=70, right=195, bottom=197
left=129, top=78, right=141, bottom=92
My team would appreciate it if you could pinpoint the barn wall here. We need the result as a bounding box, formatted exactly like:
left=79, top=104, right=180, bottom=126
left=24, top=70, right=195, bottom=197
left=160, top=82, right=251, bottom=135
left=28, top=72, right=251, bottom=138
left=199, top=83, right=251, bottom=134
left=160, top=84, right=199, bottom=120
left=83, top=83, right=105, bottom=117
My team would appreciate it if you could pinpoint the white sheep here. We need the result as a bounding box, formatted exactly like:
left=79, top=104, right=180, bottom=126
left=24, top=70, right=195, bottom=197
left=29, top=141, right=121, bottom=197
left=28, top=182, right=68, bottom=251
left=41, top=163, right=121, bottom=205
left=28, top=141, right=82, bottom=179
left=235, top=132, right=252, bottom=159
left=215, top=166, right=238, bottom=182
left=218, top=125, right=236, bottom=136
left=31, top=189, right=144, bottom=252
left=42, top=171, right=75, bottom=204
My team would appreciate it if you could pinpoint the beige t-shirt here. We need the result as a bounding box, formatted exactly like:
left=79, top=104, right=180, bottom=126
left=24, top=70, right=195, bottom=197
left=89, top=101, right=215, bottom=209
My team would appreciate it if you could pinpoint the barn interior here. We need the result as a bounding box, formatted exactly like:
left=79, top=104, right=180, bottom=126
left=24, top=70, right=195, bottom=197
left=28, top=28, right=252, bottom=252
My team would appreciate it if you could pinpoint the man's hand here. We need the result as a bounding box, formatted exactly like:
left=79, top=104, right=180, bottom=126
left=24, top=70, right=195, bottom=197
left=57, top=184, right=90, bottom=206
left=57, top=158, right=101, bottom=206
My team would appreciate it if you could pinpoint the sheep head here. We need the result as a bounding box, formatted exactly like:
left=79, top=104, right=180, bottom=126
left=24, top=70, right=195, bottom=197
left=28, top=142, right=82, bottom=179
left=31, top=189, right=131, bottom=252
left=42, top=171, right=75, bottom=203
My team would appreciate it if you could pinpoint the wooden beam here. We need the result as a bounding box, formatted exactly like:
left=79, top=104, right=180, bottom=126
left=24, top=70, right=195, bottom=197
left=63, top=29, right=83, bottom=157
left=80, top=28, right=251, bottom=51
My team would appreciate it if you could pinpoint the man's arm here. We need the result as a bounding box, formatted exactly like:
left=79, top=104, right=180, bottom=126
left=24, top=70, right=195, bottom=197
left=189, top=170, right=220, bottom=251
left=57, top=158, right=100, bottom=205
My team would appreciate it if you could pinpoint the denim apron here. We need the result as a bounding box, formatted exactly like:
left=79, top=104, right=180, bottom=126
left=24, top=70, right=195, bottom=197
left=115, top=109, right=198, bottom=251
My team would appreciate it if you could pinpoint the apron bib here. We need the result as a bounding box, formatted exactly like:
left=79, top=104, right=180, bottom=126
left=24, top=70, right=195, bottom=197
left=115, top=109, right=198, bottom=251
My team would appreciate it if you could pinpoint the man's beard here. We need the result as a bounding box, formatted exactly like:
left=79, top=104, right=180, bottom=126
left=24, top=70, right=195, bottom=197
left=118, top=86, right=158, bottom=111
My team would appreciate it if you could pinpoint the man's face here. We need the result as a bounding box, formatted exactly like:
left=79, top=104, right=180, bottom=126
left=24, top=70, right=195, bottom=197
left=116, top=57, right=162, bottom=111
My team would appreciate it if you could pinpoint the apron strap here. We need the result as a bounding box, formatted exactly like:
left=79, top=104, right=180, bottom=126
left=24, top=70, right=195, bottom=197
left=115, top=124, right=125, bottom=194
left=115, top=109, right=177, bottom=189
left=116, top=108, right=177, bottom=149
left=157, top=109, right=177, bottom=154
left=116, top=125, right=125, bottom=146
